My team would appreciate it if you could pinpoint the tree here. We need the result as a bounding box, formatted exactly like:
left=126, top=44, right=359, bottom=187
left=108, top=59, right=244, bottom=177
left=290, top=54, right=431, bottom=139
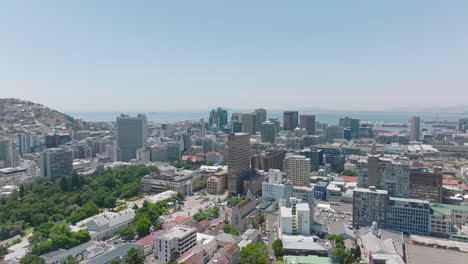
left=331, top=247, right=351, bottom=264
left=125, top=248, right=145, bottom=264
left=240, top=242, right=270, bottom=264
left=135, top=215, right=151, bottom=237
left=60, top=255, right=79, bottom=264
left=352, top=245, right=361, bottom=260
left=109, top=259, right=120, bottom=264
left=20, top=254, right=46, bottom=264
left=223, top=224, right=240, bottom=236
left=272, top=239, right=283, bottom=257
left=339, top=170, right=357, bottom=176
left=0, top=246, right=8, bottom=260
left=19, top=184, right=25, bottom=199
left=119, top=226, right=136, bottom=241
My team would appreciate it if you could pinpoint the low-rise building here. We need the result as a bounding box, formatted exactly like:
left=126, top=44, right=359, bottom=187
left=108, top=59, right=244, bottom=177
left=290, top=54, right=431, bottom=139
left=230, top=190, right=258, bottom=232
left=86, top=208, right=136, bottom=241
left=386, top=197, right=430, bottom=235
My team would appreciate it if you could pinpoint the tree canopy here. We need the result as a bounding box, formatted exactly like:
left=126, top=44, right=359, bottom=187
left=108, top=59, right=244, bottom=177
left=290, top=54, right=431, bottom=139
left=240, top=242, right=270, bottom=264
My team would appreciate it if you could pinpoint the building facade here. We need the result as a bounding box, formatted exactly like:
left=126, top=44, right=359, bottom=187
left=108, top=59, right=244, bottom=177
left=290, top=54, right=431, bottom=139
left=283, top=155, right=311, bottom=187
left=116, top=114, right=148, bottom=162
left=226, top=133, right=251, bottom=195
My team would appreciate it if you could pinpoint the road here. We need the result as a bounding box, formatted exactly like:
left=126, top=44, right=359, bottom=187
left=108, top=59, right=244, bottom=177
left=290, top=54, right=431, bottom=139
left=265, top=211, right=278, bottom=263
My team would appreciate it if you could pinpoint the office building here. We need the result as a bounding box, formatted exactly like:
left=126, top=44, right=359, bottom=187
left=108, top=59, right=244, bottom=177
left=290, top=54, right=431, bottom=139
left=262, top=170, right=293, bottom=202
left=45, top=133, right=71, bottom=148
left=255, top=108, right=267, bottom=133
left=409, top=170, right=443, bottom=203
left=209, top=108, right=228, bottom=129
left=339, top=117, right=360, bottom=138
left=300, top=115, right=316, bottom=135
left=226, top=133, right=251, bottom=194
left=283, top=155, right=311, bottom=186
left=209, top=109, right=218, bottom=128
left=155, top=226, right=197, bottom=263
left=458, top=118, right=468, bottom=133
left=241, top=113, right=256, bottom=135
left=357, top=155, right=410, bottom=198
left=353, top=187, right=388, bottom=228
left=319, top=145, right=344, bottom=172
left=261, top=121, right=276, bottom=143
left=116, top=114, right=147, bottom=161
left=410, top=116, right=421, bottom=141
left=386, top=197, right=430, bottom=235
left=326, top=126, right=344, bottom=141
left=17, top=133, right=38, bottom=156
left=251, top=149, right=286, bottom=172
left=283, top=111, right=299, bottom=131
left=40, top=147, right=73, bottom=178
left=297, top=147, right=323, bottom=172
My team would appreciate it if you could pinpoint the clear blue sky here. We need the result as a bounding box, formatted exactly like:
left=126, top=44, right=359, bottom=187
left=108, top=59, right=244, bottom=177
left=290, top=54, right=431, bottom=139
left=1, top=1, right=467, bottom=112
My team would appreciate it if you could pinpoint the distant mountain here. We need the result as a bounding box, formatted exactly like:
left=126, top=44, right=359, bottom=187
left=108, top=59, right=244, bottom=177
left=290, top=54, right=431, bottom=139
left=0, top=98, right=88, bottom=132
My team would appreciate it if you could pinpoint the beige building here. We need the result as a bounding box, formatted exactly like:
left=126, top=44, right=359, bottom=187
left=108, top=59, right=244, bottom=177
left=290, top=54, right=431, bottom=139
left=283, top=155, right=311, bottom=186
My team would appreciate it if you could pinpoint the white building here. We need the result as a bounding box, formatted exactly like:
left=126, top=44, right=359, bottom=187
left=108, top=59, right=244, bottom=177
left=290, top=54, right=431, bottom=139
left=155, top=226, right=197, bottom=263
left=86, top=208, right=136, bottom=240
left=280, top=200, right=313, bottom=236
left=353, top=187, right=388, bottom=228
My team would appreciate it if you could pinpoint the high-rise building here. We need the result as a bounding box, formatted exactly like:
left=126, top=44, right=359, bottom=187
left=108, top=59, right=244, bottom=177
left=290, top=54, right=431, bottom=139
left=280, top=200, right=313, bottom=236
left=45, top=133, right=71, bottom=148
left=283, top=111, right=299, bottom=131
left=339, top=117, right=361, bottom=139
left=283, top=155, right=311, bottom=186
left=410, top=116, right=421, bottom=141
left=357, top=155, right=410, bottom=198
left=0, top=137, right=19, bottom=168
left=241, top=113, right=256, bottom=135
left=116, top=114, right=148, bottom=162
left=255, top=108, right=267, bottom=133
left=217, top=107, right=228, bottom=129
left=40, top=147, right=73, bottom=178
left=209, top=109, right=218, bottom=128
left=227, top=133, right=251, bottom=194
left=409, top=170, right=443, bottom=203
left=326, top=126, right=344, bottom=141
left=458, top=118, right=468, bottom=133
left=386, top=197, right=430, bottom=235
left=319, top=145, right=344, bottom=172
left=209, top=108, right=228, bottom=129
left=251, top=149, right=286, bottom=172
left=261, top=121, right=276, bottom=143
left=300, top=115, right=316, bottom=135
left=18, top=133, right=38, bottom=156
left=353, top=187, right=388, bottom=228
left=297, top=147, right=323, bottom=172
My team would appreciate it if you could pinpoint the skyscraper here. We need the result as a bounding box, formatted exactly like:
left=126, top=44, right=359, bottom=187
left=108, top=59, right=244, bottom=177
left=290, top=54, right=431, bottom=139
left=410, top=116, right=421, bottom=141
left=326, top=126, right=345, bottom=141
left=227, top=133, right=251, bottom=194
left=40, top=147, right=73, bottom=178
left=339, top=117, right=360, bottom=138
left=458, top=118, right=468, bottom=133
left=300, top=115, right=316, bottom=135
left=217, top=108, right=228, bottom=129
left=0, top=136, right=18, bottom=168
left=261, top=121, right=276, bottom=143
left=283, top=155, right=311, bottom=186
left=116, top=114, right=148, bottom=162
left=241, top=113, right=256, bottom=135
left=209, top=109, right=218, bottom=128
left=283, top=111, right=299, bottom=131
left=255, top=108, right=267, bottom=133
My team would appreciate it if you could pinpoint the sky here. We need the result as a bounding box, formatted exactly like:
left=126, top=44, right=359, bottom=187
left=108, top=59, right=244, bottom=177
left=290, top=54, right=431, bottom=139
left=1, top=1, right=467, bottom=112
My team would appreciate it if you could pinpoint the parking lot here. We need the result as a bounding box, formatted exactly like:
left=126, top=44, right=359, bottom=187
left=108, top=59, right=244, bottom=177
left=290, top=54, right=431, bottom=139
left=315, top=202, right=353, bottom=231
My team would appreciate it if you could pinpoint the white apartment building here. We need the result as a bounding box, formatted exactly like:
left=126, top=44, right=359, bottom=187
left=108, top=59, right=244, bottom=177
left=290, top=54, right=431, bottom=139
left=280, top=200, right=313, bottom=236
left=155, top=226, right=197, bottom=263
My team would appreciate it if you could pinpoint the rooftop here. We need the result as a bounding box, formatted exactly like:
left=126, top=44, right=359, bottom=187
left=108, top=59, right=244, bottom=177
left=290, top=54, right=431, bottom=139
left=284, top=255, right=332, bottom=264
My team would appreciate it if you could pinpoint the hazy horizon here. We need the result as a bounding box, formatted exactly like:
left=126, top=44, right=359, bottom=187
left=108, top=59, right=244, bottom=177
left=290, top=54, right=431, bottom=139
left=1, top=1, right=468, bottom=112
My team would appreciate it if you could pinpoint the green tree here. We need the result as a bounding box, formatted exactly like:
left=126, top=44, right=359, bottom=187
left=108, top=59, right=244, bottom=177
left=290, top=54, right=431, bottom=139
left=240, top=242, right=270, bottom=264
left=19, top=184, right=25, bottom=199
left=272, top=239, right=283, bottom=257
left=352, top=245, right=361, bottom=260
left=0, top=245, right=8, bottom=259
left=59, top=177, right=70, bottom=192
left=331, top=247, right=351, bottom=264
left=339, top=170, right=357, bottom=176
left=20, top=254, right=47, bottom=264
left=135, top=215, right=151, bottom=237
left=109, top=259, right=120, bottom=264
left=223, top=224, right=240, bottom=236
left=60, top=255, right=79, bottom=264
left=125, top=248, right=145, bottom=264
left=119, top=226, right=136, bottom=241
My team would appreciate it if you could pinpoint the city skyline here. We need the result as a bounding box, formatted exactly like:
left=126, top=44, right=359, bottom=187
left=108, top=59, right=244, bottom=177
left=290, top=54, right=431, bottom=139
left=1, top=1, right=468, bottom=112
